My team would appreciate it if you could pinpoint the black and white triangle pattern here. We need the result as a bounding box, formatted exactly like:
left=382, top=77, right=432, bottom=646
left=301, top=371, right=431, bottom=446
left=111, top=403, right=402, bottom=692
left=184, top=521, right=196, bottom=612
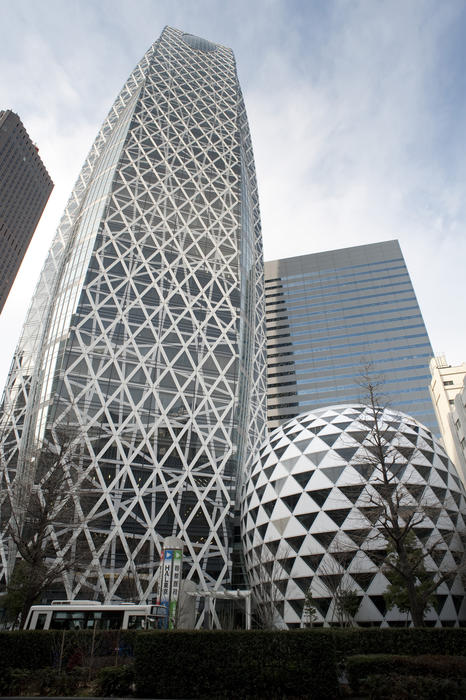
left=241, top=404, right=466, bottom=628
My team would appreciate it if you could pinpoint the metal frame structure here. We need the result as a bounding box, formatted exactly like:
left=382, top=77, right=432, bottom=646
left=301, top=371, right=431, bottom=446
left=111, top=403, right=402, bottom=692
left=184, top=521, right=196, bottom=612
left=0, top=27, right=267, bottom=614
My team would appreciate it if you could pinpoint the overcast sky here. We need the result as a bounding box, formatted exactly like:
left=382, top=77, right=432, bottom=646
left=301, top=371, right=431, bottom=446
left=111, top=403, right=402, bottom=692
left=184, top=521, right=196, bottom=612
left=1, top=0, right=465, bottom=389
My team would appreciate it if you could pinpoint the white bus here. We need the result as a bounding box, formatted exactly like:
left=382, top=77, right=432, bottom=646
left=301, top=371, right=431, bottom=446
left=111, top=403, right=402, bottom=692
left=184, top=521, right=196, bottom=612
left=24, top=600, right=168, bottom=631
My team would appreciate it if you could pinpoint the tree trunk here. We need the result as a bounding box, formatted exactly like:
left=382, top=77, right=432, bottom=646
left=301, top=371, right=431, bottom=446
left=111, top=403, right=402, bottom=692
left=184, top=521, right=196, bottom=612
left=397, top=544, right=425, bottom=627
left=19, top=586, right=37, bottom=629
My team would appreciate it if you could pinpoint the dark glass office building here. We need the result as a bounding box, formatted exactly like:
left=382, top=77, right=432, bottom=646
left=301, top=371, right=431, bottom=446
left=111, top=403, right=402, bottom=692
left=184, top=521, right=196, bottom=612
left=0, top=110, right=53, bottom=312
left=265, top=240, right=437, bottom=434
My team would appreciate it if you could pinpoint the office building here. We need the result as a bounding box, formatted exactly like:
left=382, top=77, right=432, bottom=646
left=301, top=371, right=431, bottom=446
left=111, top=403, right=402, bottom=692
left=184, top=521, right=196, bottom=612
left=0, top=28, right=266, bottom=619
left=265, top=241, right=437, bottom=434
left=0, top=110, right=53, bottom=312
left=241, top=405, right=466, bottom=627
left=430, top=356, right=466, bottom=485
left=452, top=378, right=466, bottom=484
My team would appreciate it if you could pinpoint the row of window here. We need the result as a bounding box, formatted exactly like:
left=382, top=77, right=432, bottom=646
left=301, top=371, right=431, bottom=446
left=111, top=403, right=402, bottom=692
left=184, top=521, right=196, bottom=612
left=268, top=351, right=431, bottom=376
left=269, top=375, right=431, bottom=402
left=267, top=323, right=426, bottom=351
left=268, top=341, right=431, bottom=362
left=268, top=334, right=429, bottom=358
left=264, top=256, right=404, bottom=287
left=267, top=393, right=433, bottom=413
left=267, top=299, right=418, bottom=327
left=265, top=279, right=413, bottom=309
left=268, top=364, right=431, bottom=389
left=265, top=267, right=408, bottom=299
left=268, top=304, right=419, bottom=334
left=266, top=286, right=414, bottom=314
left=267, top=312, right=422, bottom=341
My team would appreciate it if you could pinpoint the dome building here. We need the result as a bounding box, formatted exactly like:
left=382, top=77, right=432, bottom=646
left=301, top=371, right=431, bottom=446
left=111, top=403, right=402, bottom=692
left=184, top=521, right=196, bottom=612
left=241, top=405, right=466, bottom=628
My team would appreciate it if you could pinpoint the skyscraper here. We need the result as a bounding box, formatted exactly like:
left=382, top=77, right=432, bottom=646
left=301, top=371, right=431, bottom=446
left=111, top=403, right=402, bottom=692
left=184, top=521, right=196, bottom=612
left=0, top=110, right=53, bottom=313
left=429, top=355, right=466, bottom=485
left=0, top=28, right=266, bottom=613
left=265, top=240, right=437, bottom=434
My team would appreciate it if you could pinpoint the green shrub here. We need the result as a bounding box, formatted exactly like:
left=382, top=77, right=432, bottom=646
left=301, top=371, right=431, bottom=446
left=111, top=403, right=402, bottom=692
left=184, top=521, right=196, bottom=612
left=0, top=630, right=56, bottom=671
left=0, top=666, right=85, bottom=696
left=1, top=668, right=31, bottom=696
left=95, top=664, right=135, bottom=697
left=0, top=628, right=142, bottom=682
left=332, top=627, right=466, bottom=661
left=135, top=629, right=338, bottom=699
left=347, top=654, right=466, bottom=694
left=363, top=673, right=464, bottom=700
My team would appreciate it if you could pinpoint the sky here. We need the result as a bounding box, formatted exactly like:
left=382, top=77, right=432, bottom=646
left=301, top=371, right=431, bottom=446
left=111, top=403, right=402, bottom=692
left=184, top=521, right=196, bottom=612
left=1, top=0, right=465, bottom=389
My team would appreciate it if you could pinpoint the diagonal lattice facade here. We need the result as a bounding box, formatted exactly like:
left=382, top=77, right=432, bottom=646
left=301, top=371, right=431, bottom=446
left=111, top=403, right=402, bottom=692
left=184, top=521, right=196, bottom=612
left=0, top=27, right=267, bottom=613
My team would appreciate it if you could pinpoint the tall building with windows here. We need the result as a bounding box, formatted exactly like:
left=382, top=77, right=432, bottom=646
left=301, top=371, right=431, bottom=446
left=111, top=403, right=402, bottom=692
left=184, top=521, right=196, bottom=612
left=265, top=240, right=437, bottom=434
left=0, top=27, right=266, bottom=617
left=0, top=110, right=53, bottom=313
left=451, top=377, right=466, bottom=486
left=429, top=355, right=466, bottom=485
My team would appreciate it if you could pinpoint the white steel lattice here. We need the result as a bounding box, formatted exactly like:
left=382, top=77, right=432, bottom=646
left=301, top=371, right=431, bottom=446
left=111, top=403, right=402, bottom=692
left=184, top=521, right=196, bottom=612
left=0, top=27, right=267, bottom=618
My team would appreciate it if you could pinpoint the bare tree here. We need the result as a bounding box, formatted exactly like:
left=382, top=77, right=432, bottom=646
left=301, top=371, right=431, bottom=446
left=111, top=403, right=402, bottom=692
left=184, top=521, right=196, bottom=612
left=0, top=430, right=88, bottom=627
left=246, top=544, right=289, bottom=629
left=354, top=367, right=465, bottom=627
left=310, top=537, right=362, bottom=627
left=302, top=589, right=318, bottom=627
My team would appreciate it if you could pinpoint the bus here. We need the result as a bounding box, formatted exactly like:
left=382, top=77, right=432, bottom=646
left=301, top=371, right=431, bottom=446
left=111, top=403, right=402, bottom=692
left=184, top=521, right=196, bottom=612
left=24, top=600, right=168, bottom=631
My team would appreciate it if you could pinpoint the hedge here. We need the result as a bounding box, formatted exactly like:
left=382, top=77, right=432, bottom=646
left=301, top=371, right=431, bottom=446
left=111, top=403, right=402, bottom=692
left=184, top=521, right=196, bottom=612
left=346, top=654, right=466, bottom=693
left=362, top=673, right=463, bottom=700
left=94, top=664, right=135, bottom=697
left=0, top=629, right=139, bottom=672
left=135, top=629, right=338, bottom=699
left=331, top=627, right=466, bottom=660
left=0, top=631, right=55, bottom=671
left=0, top=666, right=87, bottom=697
left=0, top=627, right=465, bottom=698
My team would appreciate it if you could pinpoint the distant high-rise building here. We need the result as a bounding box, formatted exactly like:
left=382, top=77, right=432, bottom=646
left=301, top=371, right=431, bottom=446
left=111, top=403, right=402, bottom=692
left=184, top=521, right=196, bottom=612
left=451, top=377, right=466, bottom=485
left=265, top=240, right=437, bottom=433
left=429, top=355, right=466, bottom=485
left=0, top=28, right=266, bottom=617
left=0, top=110, right=53, bottom=312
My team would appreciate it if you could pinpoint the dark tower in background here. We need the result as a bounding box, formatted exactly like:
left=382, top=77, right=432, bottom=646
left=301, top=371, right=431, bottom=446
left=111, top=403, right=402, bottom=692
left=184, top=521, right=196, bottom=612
left=0, top=110, right=53, bottom=313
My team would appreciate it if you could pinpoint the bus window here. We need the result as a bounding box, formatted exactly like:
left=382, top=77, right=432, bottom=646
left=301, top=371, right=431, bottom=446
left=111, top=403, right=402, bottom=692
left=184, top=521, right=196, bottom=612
left=146, top=615, right=165, bottom=630
left=94, top=611, right=124, bottom=630
left=35, top=613, right=47, bottom=630
left=50, top=610, right=124, bottom=630
left=150, top=606, right=168, bottom=629
left=127, top=614, right=147, bottom=630
left=51, top=611, right=85, bottom=629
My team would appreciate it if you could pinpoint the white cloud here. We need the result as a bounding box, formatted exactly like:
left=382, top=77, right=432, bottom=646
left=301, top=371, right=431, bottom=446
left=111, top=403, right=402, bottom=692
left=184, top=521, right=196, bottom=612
left=0, top=0, right=465, bottom=391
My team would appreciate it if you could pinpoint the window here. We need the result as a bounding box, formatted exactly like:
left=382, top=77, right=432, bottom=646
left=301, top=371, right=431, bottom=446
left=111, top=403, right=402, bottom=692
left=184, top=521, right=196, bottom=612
left=36, top=613, right=47, bottom=630
left=444, top=380, right=454, bottom=386
left=50, top=609, right=124, bottom=630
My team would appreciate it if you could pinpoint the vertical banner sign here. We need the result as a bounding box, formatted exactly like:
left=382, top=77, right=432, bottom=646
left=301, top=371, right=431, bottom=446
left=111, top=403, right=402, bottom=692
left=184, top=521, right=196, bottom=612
left=158, top=549, right=173, bottom=627
left=169, top=549, right=182, bottom=629
left=158, top=545, right=183, bottom=629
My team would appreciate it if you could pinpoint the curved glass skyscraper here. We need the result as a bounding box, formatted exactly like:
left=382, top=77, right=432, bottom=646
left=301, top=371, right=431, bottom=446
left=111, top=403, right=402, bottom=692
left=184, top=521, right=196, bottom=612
left=0, top=27, right=267, bottom=609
